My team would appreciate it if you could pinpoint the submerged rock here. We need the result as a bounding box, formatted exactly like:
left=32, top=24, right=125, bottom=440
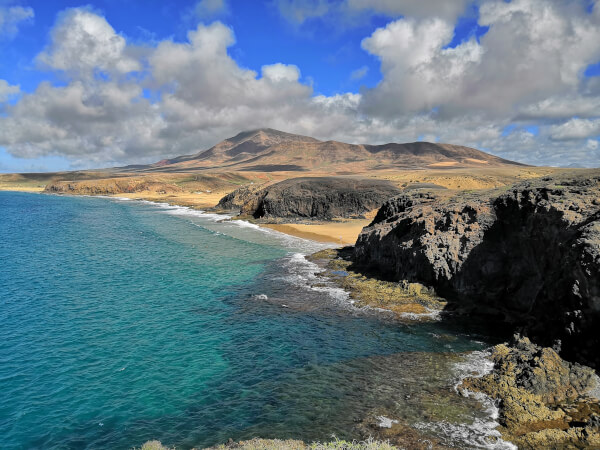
left=460, top=336, right=600, bottom=449
left=353, top=170, right=600, bottom=368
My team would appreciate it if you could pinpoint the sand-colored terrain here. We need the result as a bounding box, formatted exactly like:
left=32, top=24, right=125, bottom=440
left=0, top=127, right=570, bottom=245
left=262, top=220, right=372, bottom=245
left=0, top=165, right=575, bottom=244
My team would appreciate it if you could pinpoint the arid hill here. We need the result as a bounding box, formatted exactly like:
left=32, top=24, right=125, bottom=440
left=124, top=128, right=524, bottom=173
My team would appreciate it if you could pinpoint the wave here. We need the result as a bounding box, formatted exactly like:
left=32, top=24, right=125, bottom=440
left=113, top=198, right=333, bottom=254
left=414, top=350, right=516, bottom=450
left=277, top=253, right=350, bottom=303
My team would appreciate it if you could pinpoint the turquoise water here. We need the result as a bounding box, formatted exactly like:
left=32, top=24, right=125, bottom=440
left=1, top=192, right=498, bottom=449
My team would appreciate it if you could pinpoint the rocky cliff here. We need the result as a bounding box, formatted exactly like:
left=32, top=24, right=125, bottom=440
left=217, top=177, right=401, bottom=220
left=353, top=171, right=600, bottom=368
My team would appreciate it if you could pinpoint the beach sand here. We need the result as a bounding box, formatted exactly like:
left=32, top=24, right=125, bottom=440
left=262, top=221, right=370, bottom=245
left=112, top=191, right=228, bottom=209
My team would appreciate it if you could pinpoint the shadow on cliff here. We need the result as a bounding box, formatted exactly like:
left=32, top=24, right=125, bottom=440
left=349, top=187, right=600, bottom=369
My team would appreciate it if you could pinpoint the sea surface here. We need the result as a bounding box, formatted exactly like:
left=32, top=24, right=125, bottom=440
left=0, top=192, right=511, bottom=449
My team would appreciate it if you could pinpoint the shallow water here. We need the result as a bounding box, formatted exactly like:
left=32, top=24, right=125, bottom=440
left=1, top=192, right=504, bottom=449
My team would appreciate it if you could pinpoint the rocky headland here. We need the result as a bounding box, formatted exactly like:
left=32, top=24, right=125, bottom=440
left=352, top=170, right=600, bottom=370
left=216, top=177, right=402, bottom=220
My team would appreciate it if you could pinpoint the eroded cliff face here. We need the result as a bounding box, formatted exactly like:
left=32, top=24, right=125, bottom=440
left=354, top=171, right=600, bottom=368
left=216, top=177, right=401, bottom=220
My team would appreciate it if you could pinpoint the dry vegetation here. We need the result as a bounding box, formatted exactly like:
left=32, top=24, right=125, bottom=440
left=139, top=437, right=398, bottom=450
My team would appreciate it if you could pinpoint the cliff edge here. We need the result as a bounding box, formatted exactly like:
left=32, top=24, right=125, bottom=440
left=353, top=170, right=600, bottom=368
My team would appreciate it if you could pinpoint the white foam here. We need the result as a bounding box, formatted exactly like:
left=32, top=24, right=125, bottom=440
left=376, top=416, right=398, bottom=429
left=275, top=253, right=350, bottom=302
left=399, top=307, right=442, bottom=322
left=413, top=350, right=517, bottom=450
left=102, top=196, right=335, bottom=254
left=231, top=219, right=261, bottom=229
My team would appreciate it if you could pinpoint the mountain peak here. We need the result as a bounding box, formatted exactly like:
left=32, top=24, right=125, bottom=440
left=227, top=128, right=320, bottom=145
left=146, top=129, right=524, bottom=173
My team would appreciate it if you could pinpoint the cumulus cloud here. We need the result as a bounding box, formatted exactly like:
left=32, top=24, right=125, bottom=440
left=0, top=5, right=33, bottom=37
left=549, top=118, right=600, bottom=141
left=360, top=0, right=600, bottom=119
left=36, top=8, right=141, bottom=78
left=0, top=80, right=20, bottom=102
left=1, top=2, right=600, bottom=169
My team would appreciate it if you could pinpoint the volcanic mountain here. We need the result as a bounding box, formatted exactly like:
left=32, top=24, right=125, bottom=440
left=130, top=128, right=524, bottom=173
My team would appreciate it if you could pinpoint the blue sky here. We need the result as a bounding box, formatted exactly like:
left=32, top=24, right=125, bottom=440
left=1, top=0, right=389, bottom=97
left=0, top=0, right=599, bottom=171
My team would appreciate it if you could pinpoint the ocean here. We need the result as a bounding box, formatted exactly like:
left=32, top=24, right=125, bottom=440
left=0, top=191, right=512, bottom=449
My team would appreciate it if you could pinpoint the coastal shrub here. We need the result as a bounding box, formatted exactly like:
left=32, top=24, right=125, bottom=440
left=138, top=441, right=174, bottom=450
left=209, top=438, right=306, bottom=449
left=310, top=437, right=396, bottom=449
left=142, top=437, right=397, bottom=449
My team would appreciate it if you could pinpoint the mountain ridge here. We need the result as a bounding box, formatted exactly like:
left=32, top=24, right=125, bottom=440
left=125, top=128, right=525, bottom=173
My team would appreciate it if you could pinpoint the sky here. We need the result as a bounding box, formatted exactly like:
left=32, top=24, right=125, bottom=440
left=0, top=0, right=599, bottom=172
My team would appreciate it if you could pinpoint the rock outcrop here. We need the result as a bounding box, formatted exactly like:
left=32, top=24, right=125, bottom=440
left=460, top=336, right=600, bottom=449
left=44, top=178, right=183, bottom=195
left=216, top=177, right=402, bottom=220
left=353, top=171, right=600, bottom=368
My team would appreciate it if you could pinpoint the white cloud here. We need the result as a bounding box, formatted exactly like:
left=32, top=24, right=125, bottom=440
left=0, top=5, right=33, bottom=37
left=1, top=3, right=600, bottom=169
left=360, top=0, right=600, bottom=119
left=261, top=63, right=301, bottom=83
left=0, top=80, right=20, bottom=102
left=549, top=118, right=600, bottom=141
left=36, top=8, right=140, bottom=78
left=274, top=0, right=470, bottom=25
left=350, top=65, right=368, bottom=80
left=274, top=0, right=331, bottom=25
left=195, top=0, right=228, bottom=19
left=346, top=0, right=470, bottom=22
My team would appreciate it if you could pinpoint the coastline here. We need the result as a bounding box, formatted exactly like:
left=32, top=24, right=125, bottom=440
left=6, top=179, right=599, bottom=449
left=5, top=186, right=366, bottom=245
left=261, top=221, right=370, bottom=245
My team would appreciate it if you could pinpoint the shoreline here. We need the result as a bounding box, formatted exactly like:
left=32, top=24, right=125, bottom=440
left=4, top=187, right=366, bottom=245
left=7, top=185, right=598, bottom=449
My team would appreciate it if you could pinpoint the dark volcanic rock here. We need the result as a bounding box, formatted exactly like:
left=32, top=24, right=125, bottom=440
left=460, top=335, right=600, bottom=449
left=353, top=171, right=600, bottom=368
left=217, top=177, right=402, bottom=220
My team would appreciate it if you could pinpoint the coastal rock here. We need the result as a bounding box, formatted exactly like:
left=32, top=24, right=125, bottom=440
left=44, top=178, right=183, bottom=195
left=353, top=171, right=600, bottom=368
left=460, top=336, right=600, bottom=449
left=214, top=183, right=265, bottom=212
left=217, top=177, right=402, bottom=220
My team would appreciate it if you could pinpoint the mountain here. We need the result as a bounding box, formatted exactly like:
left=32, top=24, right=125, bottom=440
left=129, top=128, right=524, bottom=173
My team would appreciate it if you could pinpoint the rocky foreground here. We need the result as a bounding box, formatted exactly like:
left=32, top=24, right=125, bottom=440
left=353, top=170, right=600, bottom=370
left=461, top=336, right=600, bottom=449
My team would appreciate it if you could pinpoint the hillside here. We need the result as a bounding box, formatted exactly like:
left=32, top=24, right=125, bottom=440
left=125, top=128, right=524, bottom=173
